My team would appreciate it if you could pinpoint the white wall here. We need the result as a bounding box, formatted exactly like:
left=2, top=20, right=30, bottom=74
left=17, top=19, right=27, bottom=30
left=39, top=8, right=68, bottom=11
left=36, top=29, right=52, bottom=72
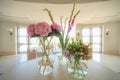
left=119, top=22, right=120, bottom=55
left=76, top=21, right=120, bottom=55
left=0, top=20, right=15, bottom=51
left=103, top=21, right=119, bottom=55
left=0, top=20, right=28, bottom=56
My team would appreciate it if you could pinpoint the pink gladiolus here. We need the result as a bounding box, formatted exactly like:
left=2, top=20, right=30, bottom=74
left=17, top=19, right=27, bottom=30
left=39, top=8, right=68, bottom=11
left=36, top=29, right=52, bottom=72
left=35, top=22, right=51, bottom=37
left=69, top=19, right=74, bottom=31
left=27, top=24, right=36, bottom=37
left=51, top=23, right=62, bottom=32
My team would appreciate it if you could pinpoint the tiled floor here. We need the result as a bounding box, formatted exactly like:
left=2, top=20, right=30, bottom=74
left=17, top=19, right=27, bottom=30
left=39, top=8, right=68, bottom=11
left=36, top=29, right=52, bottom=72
left=0, top=53, right=120, bottom=75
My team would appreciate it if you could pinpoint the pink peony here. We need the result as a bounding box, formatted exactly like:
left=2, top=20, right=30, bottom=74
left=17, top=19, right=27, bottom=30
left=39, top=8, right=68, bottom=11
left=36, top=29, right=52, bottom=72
left=27, top=24, right=36, bottom=37
left=51, top=23, right=62, bottom=32
left=35, top=22, right=52, bottom=37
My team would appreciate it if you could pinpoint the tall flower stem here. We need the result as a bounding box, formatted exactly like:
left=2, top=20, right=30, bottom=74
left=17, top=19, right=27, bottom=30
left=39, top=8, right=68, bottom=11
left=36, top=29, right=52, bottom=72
left=61, top=47, right=65, bottom=57
left=40, top=37, right=53, bottom=60
left=43, top=2, right=80, bottom=60
left=39, top=37, right=53, bottom=74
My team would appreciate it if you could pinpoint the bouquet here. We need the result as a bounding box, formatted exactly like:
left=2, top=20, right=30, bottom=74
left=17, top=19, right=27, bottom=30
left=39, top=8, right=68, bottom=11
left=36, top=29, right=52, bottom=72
left=65, top=39, right=92, bottom=78
left=27, top=21, right=61, bottom=74
left=43, top=2, right=80, bottom=59
left=65, top=39, right=92, bottom=61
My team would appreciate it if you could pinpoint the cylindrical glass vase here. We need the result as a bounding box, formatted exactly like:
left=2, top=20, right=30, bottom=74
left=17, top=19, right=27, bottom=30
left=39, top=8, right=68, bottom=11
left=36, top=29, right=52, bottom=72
left=37, top=54, right=53, bottom=75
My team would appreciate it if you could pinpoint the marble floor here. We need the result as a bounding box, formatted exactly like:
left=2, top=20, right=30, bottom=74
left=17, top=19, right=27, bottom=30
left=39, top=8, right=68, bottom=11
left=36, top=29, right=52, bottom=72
left=0, top=53, right=120, bottom=76
left=92, top=53, right=120, bottom=73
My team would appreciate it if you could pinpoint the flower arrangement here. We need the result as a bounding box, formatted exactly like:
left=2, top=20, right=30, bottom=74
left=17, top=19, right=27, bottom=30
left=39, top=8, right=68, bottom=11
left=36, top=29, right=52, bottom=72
left=65, top=39, right=92, bottom=61
left=43, top=2, right=80, bottom=59
left=65, top=39, right=92, bottom=78
left=27, top=22, right=61, bottom=37
left=27, top=22, right=61, bottom=74
left=27, top=0, right=80, bottom=74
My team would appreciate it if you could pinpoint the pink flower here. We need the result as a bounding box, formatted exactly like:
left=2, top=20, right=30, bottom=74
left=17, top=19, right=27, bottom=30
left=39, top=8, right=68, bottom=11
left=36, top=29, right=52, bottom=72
left=51, top=23, right=62, bottom=32
left=69, top=19, right=74, bottom=31
left=27, top=24, right=36, bottom=37
left=35, top=22, right=51, bottom=37
left=65, top=49, right=71, bottom=59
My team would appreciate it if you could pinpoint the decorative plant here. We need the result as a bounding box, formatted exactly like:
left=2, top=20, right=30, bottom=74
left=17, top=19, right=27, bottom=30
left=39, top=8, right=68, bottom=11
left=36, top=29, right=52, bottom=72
left=43, top=2, right=80, bottom=59
left=65, top=39, right=92, bottom=78
left=27, top=22, right=61, bottom=74
left=65, top=39, right=92, bottom=61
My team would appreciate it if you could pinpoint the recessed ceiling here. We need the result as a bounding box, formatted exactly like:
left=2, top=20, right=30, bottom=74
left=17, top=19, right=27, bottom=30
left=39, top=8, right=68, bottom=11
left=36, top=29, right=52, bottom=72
left=0, top=0, right=119, bottom=24
left=15, top=0, right=109, bottom=4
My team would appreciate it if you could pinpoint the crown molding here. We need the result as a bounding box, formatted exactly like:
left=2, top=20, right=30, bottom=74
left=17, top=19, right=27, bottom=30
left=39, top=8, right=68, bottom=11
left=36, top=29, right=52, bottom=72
left=15, top=0, right=109, bottom=4
left=0, top=14, right=36, bottom=23
left=91, top=15, right=120, bottom=20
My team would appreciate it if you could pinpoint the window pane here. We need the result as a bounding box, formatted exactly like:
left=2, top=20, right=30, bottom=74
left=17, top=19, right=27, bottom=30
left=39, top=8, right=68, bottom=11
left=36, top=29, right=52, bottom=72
left=82, top=37, right=90, bottom=43
left=82, top=28, right=90, bottom=36
left=18, top=27, right=27, bottom=36
left=17, top=27, right=28, bottom=53
left=19, top=45, right=28, bottom=52
left=92, top=44, right=101, bottom=52
left=30, top=38, right=39, bottom=44
left=91, top=27, right=101, bottom=36
left=92, top=37, right=101, bottom=44
left=18, top=37, right=28, bottom=43
left=29, top=38, right=39, bottom=48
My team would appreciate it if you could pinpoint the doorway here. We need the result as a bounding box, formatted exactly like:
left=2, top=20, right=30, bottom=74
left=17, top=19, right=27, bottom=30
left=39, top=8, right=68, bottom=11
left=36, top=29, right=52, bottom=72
left=17, top=27, right=39, bottom=63
left=81, top=27, right=102, bottom=53
left=17, top=27, right=39, bottom=54
left=17, top=27, right=28, bottom=54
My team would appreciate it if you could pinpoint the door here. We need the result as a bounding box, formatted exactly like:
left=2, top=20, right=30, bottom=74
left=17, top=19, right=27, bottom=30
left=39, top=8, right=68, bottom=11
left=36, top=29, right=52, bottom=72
left=81, top=27, right=102, bottom=53
left=17, top=27, right=39, bottom=54
left=17, top=27, right=28, bottom=54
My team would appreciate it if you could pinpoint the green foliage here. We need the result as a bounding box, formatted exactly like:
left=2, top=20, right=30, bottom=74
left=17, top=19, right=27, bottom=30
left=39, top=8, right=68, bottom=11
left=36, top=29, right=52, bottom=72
left=68, top=39, right=83, bottom=53
left=67, top=39, right=92, bottom=60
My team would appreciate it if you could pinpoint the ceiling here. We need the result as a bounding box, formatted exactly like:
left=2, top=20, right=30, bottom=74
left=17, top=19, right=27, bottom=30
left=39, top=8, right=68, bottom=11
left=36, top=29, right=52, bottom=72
left=0, top=0, right=120, bottom=24
left=15, top=0, right=109, bottom=4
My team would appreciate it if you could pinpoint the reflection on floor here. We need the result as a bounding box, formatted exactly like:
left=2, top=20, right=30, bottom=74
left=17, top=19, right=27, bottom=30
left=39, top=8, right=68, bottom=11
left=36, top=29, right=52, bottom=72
left=17, top=47, right=62, bottom=63
left=93, top=53, right=120, bottom=73
left=17, top=54, right=27, bottom=63
left=0, top=53, right=120, bottom=74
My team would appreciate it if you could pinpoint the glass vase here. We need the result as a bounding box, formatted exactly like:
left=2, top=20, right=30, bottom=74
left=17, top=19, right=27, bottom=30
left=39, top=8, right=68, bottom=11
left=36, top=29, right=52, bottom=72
left=37, top=54, right=53, bottom=75
left=67, top=60, right=88, bottom=79
left=59, top=56, right=68, bottom=64
left=58, top=48, right=68, bottom=64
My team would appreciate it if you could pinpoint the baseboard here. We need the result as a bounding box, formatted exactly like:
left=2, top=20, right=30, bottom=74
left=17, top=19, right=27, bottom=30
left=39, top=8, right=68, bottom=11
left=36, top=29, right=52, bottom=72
left=0, top=51, right=16, bottom=56
left=104, top=50, right=119, bottom=56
